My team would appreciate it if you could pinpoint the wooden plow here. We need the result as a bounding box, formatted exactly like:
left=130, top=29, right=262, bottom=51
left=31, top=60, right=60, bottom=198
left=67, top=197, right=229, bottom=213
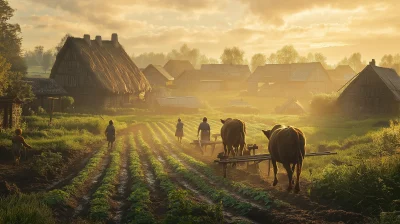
left=214, top=151, right=338, bottom=178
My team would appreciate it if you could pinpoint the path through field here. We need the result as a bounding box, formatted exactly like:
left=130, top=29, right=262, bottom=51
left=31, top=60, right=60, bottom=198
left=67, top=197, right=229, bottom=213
left=46, top=121, right=368, bottom=224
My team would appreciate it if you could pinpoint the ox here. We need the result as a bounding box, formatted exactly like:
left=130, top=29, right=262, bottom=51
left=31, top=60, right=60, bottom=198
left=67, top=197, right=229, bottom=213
left=262, top=125, right=306, bottom=192
left=220, top=118, right=246, bottom=157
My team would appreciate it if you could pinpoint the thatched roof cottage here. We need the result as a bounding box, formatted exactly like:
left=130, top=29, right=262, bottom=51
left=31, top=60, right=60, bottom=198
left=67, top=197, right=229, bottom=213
left=50, top=34, right=151, bottom=108
left=338, top=59, right=400, bottom=115
left=142, top=64, right=174, bottom=87
left=249, top=62, right=331, bottom=97
left=163, top=60, right=195, bottom=78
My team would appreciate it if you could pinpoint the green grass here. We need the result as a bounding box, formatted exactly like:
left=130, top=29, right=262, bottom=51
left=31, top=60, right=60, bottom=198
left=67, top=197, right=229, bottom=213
left=0, top=194, right=56, bottom=224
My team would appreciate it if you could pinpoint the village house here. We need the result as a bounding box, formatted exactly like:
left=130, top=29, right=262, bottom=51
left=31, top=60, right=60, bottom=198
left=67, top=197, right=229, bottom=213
left=248, top=62, right=331, bottom=97
left=275, top=98, right=306, bottom=115
left=24, top=78, right=67, bottom=112
left=163, top=60, right=195, bottom=78
left=173, top=70, right=222, bottom=91
left=327, top=65, right=356, bottom=91
left=200, top=64, right=251, bottom=90
left=337, top=59, right=400, bottom=115
left=142, top=64, right=174, bottom=87
left=50, top=34, right=151, bottom=108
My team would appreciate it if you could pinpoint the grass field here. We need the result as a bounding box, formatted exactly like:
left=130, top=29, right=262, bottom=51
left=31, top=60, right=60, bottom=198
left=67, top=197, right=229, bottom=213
left=0, top=109, right=398, bottom=223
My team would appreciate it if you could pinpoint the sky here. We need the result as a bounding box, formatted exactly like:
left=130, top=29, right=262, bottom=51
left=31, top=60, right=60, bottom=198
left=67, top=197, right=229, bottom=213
left=8, top=0, right=400, bottom=65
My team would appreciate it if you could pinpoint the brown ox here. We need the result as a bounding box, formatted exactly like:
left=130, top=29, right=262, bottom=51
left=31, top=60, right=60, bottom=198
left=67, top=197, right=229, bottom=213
left=262, top=125, right=306, bottom=192
left=220, top=118, right=246, bottom=157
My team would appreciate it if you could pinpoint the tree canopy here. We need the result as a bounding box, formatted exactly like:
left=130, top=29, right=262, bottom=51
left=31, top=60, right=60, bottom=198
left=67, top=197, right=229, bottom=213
left=250, top=53, right=266, bottom=72
left=0, top=0, right=26, bottom=73
left=220, top=47, right=245, bottom=65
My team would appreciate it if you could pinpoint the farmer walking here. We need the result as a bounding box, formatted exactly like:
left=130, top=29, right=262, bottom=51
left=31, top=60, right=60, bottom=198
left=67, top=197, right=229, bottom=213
left=175, top=118, right=184, bottom=143
left=105, top=120, right=116, bottom=149
left=11, top=129, right=32, bottom=166
left=197, top=117, right=211, bottom=154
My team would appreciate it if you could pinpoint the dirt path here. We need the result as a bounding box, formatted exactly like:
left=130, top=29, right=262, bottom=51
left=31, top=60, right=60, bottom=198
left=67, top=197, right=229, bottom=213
left=157, top=121, right=368, bottom=224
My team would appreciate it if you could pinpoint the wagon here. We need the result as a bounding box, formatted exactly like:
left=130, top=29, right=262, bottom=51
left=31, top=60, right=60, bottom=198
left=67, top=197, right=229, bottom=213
left=190, top=134, right=223, bottom=156
left=214, top=148, right=337, bottom=178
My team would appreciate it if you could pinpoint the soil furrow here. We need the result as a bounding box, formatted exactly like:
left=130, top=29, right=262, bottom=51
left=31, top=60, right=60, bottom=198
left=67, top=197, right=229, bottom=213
left=109, top=140, right=131, bottom=224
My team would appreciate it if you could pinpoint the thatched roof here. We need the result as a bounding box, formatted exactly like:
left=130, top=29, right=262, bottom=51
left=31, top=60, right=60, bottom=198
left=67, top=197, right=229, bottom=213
left=143, top=64, right=174, bottom=81
left=200, top=64, right=251, bottom=81
left=248, top=62, right=329, bottom=83
left=275, top=98, right=306, bottom=115
left=339, top=63, right=400, bottom=101
left=163, top=60, right=195, bottom=78
left=24, top=78, right=67, bottom=96
left=156, top=96, right=201, bottom=109
left=51, top=34, right=151, bottom=94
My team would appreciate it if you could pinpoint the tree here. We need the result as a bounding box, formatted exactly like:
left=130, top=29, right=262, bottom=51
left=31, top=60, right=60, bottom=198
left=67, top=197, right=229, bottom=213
left=220, top=47, right=245, bottom=65
left=267, top=53, right=277, bottom=64
left=275, top=45, right=299, bottom=64
left=41, top=50, right=54, bottom=73
left=34, top=46, right=44, bottom=66
left=131, top=52, right=168, bottom=68
left=338, top=53, right=366, bottom=73
left=380, top=54, right=400, bottom=73
left=0, top=54, right=10, bottom=96
left=314, top=52, right=329, bottom=69
left=167, top=44, right=202, bottom=68
left=0, top=0, right=26, bottom=73
left=55, top=34, right=72, bottom=56
left=250, top=53, right=266, bottom=72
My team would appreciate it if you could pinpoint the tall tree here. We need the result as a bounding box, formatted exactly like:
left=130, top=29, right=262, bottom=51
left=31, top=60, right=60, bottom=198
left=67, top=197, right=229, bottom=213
left=131, top=52, right=168, bottom=68
left=0, top=0, right=26, bottom=73
left=314, top=52, right=329, bottom=69
left=34, top=46, right=44, bottom=66
left=267, top=53, right=277, bottom=64
left=220, top=47, right=245, bottom=65
left=250, top=53, right=266, bottom=72
left=275, top=45, right=299, bottom=64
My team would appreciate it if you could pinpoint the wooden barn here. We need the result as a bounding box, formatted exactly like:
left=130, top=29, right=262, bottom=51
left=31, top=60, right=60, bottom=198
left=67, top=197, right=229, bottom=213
left=200, top=64, right=251, bottom=90
left=24, top=78, right=67, bottom=112
left=50, top=34, right=151, bottom=108
left=154, top=96, right=201, bottom=113
left=248, top=62, right=331, bottom=97
left=163, top=60, right=195, bottom=78
left=327, top=65, right=356, bottom=91
left=0, top=97, right=22, bottom=129
left=142, top=64, right=174, bottom=87
left=338, top=60, right=400, bottom=115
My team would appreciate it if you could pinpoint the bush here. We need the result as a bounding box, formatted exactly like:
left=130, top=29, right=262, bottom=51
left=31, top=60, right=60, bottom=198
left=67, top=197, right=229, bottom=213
left=31, top=151, right=63, bottom=178
left=61, top=96, right=74, bottom=112
left=310, top=155, right=400, bottom=216
left=309, top=92, right=338, bottom=115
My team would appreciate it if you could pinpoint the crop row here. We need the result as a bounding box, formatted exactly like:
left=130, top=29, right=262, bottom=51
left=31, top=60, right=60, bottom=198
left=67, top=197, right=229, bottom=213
left=136, top=129, right=223, bottom=223
left=147, top=123, right=255, bottom=215
left=125, top=134, right=155, bottom=223
left=89, top=140, right=123, bottom=221
left=44, top=144, right=109, bottom=206
left=157, top=122, right=272, bottom=208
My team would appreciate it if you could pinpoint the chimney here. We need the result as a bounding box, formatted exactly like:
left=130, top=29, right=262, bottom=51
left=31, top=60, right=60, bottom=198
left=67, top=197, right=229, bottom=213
left=369, top=59, right=376, bottom=66
left=111, top=33, right=119, bottom=47
left=95, top=35, right=102, bottom=46
left=83, top=34, right=91, bottom=45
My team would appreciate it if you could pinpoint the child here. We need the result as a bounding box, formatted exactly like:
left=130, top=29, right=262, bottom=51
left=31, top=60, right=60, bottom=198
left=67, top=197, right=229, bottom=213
left=105, top=120, right=116, bottom=149
left=175, top=118, right=184, bottom=143
left=11, top=129, right=31, bottom=166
